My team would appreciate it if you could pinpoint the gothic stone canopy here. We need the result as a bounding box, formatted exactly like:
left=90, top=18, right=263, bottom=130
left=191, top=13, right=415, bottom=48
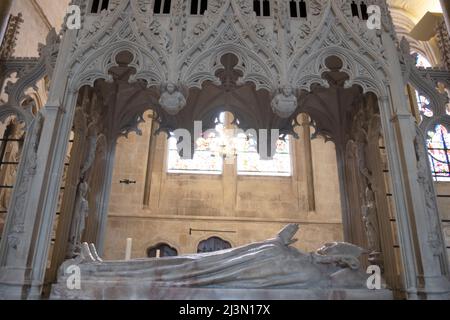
left=57, top=0, right=395, bottom=155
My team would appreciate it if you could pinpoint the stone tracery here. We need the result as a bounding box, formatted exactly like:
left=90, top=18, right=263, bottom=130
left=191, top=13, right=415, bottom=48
left=0, top=0, right=449, bottom=300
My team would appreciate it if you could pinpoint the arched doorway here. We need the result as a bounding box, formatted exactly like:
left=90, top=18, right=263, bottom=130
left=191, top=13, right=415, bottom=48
left=197, top=237, right=232, bottom=253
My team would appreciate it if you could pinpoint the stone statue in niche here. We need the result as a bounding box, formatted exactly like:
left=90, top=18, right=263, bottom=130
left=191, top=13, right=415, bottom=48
left=414, top=134, right=444, bottom=255
left=80, top=128, right=98, bottom=179
left=361, top=185, right=381, bottom=261
left=271, top=86, right=298, bottom=118
left=159, top=83, right=187, bottom=115
left=67, top=181, right=89, bottom=258
left=54, top=224, right=376, bottom=298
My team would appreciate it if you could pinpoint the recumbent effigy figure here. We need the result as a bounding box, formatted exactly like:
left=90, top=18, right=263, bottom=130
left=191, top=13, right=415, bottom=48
left=56, top=224, right=372, bottom=291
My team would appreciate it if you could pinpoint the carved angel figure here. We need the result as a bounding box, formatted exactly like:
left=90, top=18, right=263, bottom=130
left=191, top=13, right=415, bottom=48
left=67, top=181, right=89, bottom=258
left=271, top=86, right=298, bottom=118
left=361, top=186, right=380, bottom=253
left=159, top=83, right=187, bottom=115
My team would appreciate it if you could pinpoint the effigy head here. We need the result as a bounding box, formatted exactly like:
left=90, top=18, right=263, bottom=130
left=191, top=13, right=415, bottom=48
left=282, top=86, right=294, bottom=97
left=316, top=242, right=367, bottom=257
left=166, top=82, right=176, bottom=94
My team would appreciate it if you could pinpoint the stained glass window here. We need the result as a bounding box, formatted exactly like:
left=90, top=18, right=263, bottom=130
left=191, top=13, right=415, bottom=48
left=167, top=133, right=223, bottom=174
left=415, top=91, right=434, bottom=118
left=427, top=124, right=450, bottom=182
left=445, top=88, right=450, bottom=116
left=147, top=243, right=178, bottom=257
left=167, top=112, right=292, bottom=176
left=415, top=53, right=432, bottom=68
left=197, top=237, right=232, bottom=253
left=236, top=134, right=292, bottom=176
left=412, top=53, right=434, bottom=119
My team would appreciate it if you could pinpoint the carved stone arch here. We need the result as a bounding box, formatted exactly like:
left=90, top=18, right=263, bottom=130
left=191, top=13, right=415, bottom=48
left=1, top=61, right=49, bottom=128
left=180, top=45, right=276, bottom=91
left=397, top=38, right=449, bottom=133
left=327, top=1, right=391, bottom=70
left=422, top=115, right=450, bottom=138
left=188, top=96, right=266, bottom=135
left=25, top=92, right=44, bottom=112
left=69, top=42, right=166, bottom=90
left=292, top=47, right=386, bottom=97
left=405, top=71, right=448, bottom=133
left=180, top=0, right=279, bottom=62
left=306, top=105, right=337, bottom=143
left=76, top=0, right=170, bottom=66
left=194, top=233, right=234, bottom=253
left=178, top=0, right=280, bottom=91
left=75, top=0, right=132, bottom=48
left=287, top=0, right=333, bottom=72
left=228, top=0, right=281, bottom=66
left=408, top=71, right=447, bottom=113
left=0, top=106, right=30, bottom=129
left=145, top=238, right=180, bottom=257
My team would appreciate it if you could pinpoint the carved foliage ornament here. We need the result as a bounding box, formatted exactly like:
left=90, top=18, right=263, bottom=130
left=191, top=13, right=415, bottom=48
left=414, top=128, right=446, bottom=257
left=6, top=112, right=44, bottom=252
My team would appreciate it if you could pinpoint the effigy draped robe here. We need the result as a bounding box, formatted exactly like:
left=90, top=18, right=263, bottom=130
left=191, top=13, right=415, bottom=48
left=66, top=225, right=368, bottom=289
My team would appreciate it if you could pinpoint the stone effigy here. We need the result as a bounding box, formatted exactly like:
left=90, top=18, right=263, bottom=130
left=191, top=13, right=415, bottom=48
left=50, top=224, right=392, bottom=300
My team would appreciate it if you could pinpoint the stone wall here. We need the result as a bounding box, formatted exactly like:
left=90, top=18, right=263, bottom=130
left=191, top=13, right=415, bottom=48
left=103, top=114, right=450, bottom=263
left=9, top=0, right=69, bottom=58
left=103, top=111, right=344, bottom=259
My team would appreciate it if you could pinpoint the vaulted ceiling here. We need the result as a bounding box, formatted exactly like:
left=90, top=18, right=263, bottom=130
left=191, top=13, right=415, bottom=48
left=387, top=0, right=443, bottom=22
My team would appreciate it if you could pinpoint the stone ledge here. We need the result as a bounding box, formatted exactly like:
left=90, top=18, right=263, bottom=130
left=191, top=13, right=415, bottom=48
left=50, top=282, right=393, bottom=300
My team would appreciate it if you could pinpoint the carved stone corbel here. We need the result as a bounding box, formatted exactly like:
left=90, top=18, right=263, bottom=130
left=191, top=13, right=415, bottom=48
left=271, top=86, right=298, bottom=118
left=159, top=82, right=187, bottom=115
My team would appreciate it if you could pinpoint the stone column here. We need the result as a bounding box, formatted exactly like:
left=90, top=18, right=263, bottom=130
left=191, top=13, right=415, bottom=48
left=95, top=141, right=117, bottom=255
left=335, top=143, right=354, bottom=243
left=0, top=98, right=76, bottom=299
left=0, top=26, right=79, bottom=299
left=143, top=112, right=158, bottom=208
left=441, top=0, right=450, bottom=37
left=0, top=115, right=42, bottom=299
left=299, top=114, right=315, bottom=212
left=379, top=29, right=450, bottom=299
left=366, top=109, right=401, bottom=293
left=0, top=0, right=12, bottom=46
left=222, top=112, right=237, bottom=215
left=45, top=102, right=89, bottom=288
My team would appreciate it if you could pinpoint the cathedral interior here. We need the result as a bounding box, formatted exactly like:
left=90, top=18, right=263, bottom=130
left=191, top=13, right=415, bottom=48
left=0, top=0, right=449, bottom=300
